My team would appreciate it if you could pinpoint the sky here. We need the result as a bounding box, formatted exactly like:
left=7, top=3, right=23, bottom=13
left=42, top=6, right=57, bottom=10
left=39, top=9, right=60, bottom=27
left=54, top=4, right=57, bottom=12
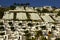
left=0, top=0, right=60, bottom=8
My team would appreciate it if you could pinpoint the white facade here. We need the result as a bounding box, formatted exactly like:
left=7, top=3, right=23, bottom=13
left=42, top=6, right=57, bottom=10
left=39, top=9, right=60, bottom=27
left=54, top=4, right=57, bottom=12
left=29, top=13, right=41, bottom=20
left=3, top=13, right=14, bottom=19
left=16, top=13, right=27, bottom=20
left=41, top=15, right=54, bottom=22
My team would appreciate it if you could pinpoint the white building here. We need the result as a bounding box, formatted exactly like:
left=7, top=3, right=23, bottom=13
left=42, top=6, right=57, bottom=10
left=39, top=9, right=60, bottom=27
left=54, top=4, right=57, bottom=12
left=0, top=6, right=60, bottom=40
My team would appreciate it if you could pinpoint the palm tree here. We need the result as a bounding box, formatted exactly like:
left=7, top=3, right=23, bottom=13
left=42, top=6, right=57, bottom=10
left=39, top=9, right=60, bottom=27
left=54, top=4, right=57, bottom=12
left=36, top=9, right=42, bottom=16
left=40, top=36, right=47, bottom=40
left=9, top=5, right=16, bottom=10
left=40, top=26, right=46, bottom=30
left=57, top=11, right=60, bottom=16
left=55, top=38, right=60, bottom=40
left=42, top=8, right=50, bottom=13
left=24, top=30, right=31, bottom=40
left=20, top=3, right=30, bottom=6
left=36, top=9, right=41, bottom=13
left=25, top=3, right=30, bottom=6
left=35, top=30, right=43, bottom=40
left=31, top=37, right=35, bottom=40
left=0, top=7, right=5, bottom=19
left=52, top=6, right=57, bottom=10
